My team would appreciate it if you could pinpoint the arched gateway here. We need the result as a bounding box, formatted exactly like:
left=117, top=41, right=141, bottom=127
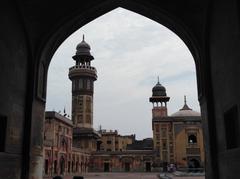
left=2, top=1, right=240, bottom=179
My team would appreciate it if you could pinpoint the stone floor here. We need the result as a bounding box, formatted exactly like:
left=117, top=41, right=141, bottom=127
left=45, top=172, right=205, bottom=179
left=84, top=172, right=159, bottom=179
left=171, top=177, right=204, bottom=179
left=171, top=175, right=204, bottom=179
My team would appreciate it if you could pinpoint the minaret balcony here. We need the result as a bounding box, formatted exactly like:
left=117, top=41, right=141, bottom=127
left=69, top=65, right=97, bottom=73
left=69, top=65, right=97, bottom=79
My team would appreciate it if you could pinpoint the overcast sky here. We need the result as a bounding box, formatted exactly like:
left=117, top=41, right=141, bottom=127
left=46, top=8, right=200, bottom=140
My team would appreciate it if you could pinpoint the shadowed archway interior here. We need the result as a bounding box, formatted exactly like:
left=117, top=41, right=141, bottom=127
left=5, top=1, right=240, bottom=179
left=36, top=1, right=210, bottom=178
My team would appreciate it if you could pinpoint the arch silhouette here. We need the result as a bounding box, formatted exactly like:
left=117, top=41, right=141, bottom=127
left=38, top=1, right=202, bottom=77
left=33, top=1, right=213, bottom=179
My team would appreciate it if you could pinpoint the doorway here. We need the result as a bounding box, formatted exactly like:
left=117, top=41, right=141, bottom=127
left=54, top=160, right=57, bottom=174
left=188, top=158, right=200, bottom=172
left=125, top=162, right=130, bottom=172
left=104, top=162, right=110, bottom=172
left=60, top=156, right=65, bottom=174
left=145, top=162, right=151, bottom=172
left=44, top=159, right=49, bottom=174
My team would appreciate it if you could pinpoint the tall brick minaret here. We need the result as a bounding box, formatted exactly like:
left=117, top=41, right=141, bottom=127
left=69, top=35, right=97, bottom=129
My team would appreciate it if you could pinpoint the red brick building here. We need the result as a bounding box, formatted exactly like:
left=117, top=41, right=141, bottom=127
left=43, top=111, right=90, bottom=177
left=90, top=150, right=155, bottom=172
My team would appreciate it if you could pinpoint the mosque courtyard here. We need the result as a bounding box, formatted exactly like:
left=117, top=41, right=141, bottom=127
left=46, top=172, right=205, bottom=179
left=83, top=173, right=205, bottom=179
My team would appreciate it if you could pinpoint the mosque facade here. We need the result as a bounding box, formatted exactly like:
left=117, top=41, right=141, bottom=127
left=43, top=37, right=204, bottom=177
left=150, top=81, right=205, bottom=171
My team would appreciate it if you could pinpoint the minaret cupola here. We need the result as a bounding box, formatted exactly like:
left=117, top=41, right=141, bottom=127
left=73, top=35, right=94, bottom=65
left=149, top=77, right=170, bottom=117
left=149, top=77, right=170, bottom=106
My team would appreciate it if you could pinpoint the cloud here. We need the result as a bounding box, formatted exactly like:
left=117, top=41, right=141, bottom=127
left=46, top=8, right=199, bottom=140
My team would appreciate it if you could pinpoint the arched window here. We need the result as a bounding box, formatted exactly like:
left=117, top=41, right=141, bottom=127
left=76, top=161, right=78, bottom=172
left=68, top=161, right=71, bottom=173
left=188, top=134, right=197, bottom=144
left=60, top=156, right=65, bottom=174
left=79, top=79, right=83, bottom=89
left=90, top=81, right=94, bottom=90
left=54, top=160, right=57, bottom=174
left=72, top=80, right=75, bottom=90
left=72, top=161, right=74, bottom=172
left=87, top=79, right=91, bottom=89
left=44, top=159, right=49, bottom=174
left=61, top=138, right=65, bottom=147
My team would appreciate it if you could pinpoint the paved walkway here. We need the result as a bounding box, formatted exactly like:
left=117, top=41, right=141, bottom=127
left=45, top=172, right=205, bottom=179
left=172, top=177, right=204, bottom=179
left=164, top=173, right=205, bottom=179
left=84, top=172, right=159, bottom=179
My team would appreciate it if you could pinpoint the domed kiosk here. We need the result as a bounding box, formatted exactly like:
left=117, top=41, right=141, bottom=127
left=149, top=78, right=170, bottom=104
left=152, top=82, right=167, bottom=96
left=149, top=78, right=170, bottom=117
left=73, top=35, right=94, bottom=61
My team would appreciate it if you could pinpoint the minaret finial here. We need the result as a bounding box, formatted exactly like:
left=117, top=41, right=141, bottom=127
left=157, top=76, right=160, bottom=84
left=184, top=95, right=187, bottom=105
left=83, top=34, right=85, bottom=41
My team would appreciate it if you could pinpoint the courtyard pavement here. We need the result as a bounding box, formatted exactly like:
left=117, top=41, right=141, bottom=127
left=84, top=172, right=159, bottom=179
left=45, top=172, right=205, bottom=179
